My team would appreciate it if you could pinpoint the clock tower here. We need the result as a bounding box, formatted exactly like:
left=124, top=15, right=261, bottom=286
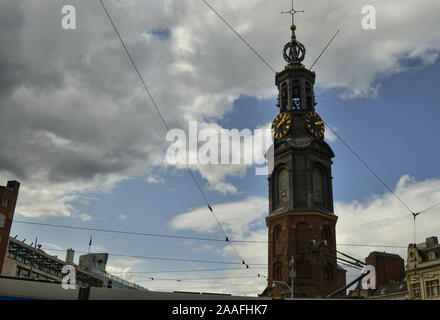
left=263, top=14, right=346, bottom=298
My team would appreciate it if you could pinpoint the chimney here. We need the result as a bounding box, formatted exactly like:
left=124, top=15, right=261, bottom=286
left=7, top=180, right=20, bottom=194
left=366, top=252, right=404, bottom=287
left=6, top=180, right=20, bottom=218
left=426, top=236, right=438, bottom=248
left=66, top=248, right=75, bottom=265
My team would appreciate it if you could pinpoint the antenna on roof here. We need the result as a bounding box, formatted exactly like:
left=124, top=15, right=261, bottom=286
left=412, top=211, right=421, bottom=244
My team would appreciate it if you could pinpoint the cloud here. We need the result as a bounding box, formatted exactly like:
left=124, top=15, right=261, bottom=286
left=146, top=175, right=165, bottom=184
left=41, top=242, right=64, bottom=251
left=106, top=257, right=148, bottom=285
left=105, top=265, right=135, bottom=282
left=169, top=196, right=269, bottom=295
left=1, top=0, right=439, bottom=218
left=169, top=196, right=267, bottom=239
left=77, top=213, right=92, bottom=221
left=167, top=121, right=272, bottom=195
left=336, top=174, right=440, bottom=260
left=324, top=125, right=338, bottom=143
left=167, top=175, right=440, bottom=295
left=117, top=214, right=127, bottom=220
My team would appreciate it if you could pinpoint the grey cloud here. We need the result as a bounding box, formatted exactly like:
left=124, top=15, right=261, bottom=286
left=1, top=0, right=439, bottom=218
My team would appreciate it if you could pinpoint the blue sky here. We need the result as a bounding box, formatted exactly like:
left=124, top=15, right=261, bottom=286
left=3, top=0, right=440, bottom=296
left=11, top=56, right=440, bottom=294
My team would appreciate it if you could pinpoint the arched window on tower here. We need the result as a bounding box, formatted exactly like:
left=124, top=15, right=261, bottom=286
left=313, top=166, right=325, bottom=206
left=276, top=167, right=289, bottom=208
left=305, top=82, right=313, bottom=110
left=323, top=266, right=332, bottom=284
left=281, top=82, right=288, bottom=111
left=292, top=80, right=301, bottom=110
left=273, top=262, right=283, bottom=281
left=322, top=225, right=332, bottom=248
left=273, top=225, right=282, bottom=255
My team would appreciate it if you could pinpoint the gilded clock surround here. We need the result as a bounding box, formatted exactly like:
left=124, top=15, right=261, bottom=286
left=272, top=112, right=292, bottom=140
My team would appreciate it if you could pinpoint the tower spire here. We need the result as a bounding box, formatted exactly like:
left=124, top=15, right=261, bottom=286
left=281, top=1, right=306, bottom=67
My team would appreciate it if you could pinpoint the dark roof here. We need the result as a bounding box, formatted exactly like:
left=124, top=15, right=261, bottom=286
left=367, top=251, right=403, bottom=259
left=370, top=278, right=407, bottom=297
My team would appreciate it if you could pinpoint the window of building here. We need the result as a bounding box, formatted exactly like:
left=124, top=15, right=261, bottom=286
left=411, top=282, right=420, bottom=299
left=273, top=225, right=282, bottom=255
left=276, top=168, right=289, bottom=208
left=313, top=166, right=325, bottom=205
left=1, top=198, right=8, bottom=207
left=292, top=80, right=301, bottom=109
left=273, top=262, right=282, bottom=280
left=428, top=251, right=436, bottom=261
left=323, top=266, right=332, bottom=284
left=0, top=213, right=6, bottom=228
left=426, top=280, right=440, bottom=298
left=274, top=226, right=281, bottom=242
left=281, top=82, right=288, bottom=111
left=21, top=269, right=29, bottom=278
left=305, top=82, right=313, bottom=109
left=322, top=226, right=332, bottom=247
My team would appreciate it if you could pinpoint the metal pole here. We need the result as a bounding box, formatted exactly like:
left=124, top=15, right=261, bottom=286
left=29, top=237, right=37, bottom=278
left=327, top=270, right=370, bottom=298
left=290, top=256, right=295, bottom=298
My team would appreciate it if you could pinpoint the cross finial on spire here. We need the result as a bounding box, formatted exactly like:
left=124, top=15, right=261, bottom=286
left=281, top=1, right=306, bottom=66
left=281, top=0, right=304, bottom=26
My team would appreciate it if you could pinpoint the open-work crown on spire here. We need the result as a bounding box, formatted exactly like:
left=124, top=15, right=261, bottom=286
left=281, top=1, right=306, bottom=65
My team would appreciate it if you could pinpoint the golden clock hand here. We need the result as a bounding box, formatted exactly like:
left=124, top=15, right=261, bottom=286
left=277, top=116, right=287, bottom=128
left=314, top=120, right=324, bottom=125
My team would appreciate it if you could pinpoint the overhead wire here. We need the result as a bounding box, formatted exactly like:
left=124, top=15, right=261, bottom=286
left=14, top=219, right=408, bottom=249
left=108, top=267, right=266, bottom=275
left=18, top=0, right=437, bottom=292
left=135, top=276, right=266, bottom=283
left=324, top=123, right=414, bottom=215
left=40, top=247, right=266, bottom=266
left=200, top=0, right=276, bottom=73
left=337, top=261, right=363, bottom=271
left=98, top=0, right=264, bottom=279
left=198, top=0, right=440, bottom=231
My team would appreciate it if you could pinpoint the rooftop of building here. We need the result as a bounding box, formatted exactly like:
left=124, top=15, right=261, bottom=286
left=6, top=236, right=147, bottom=290
left=369, top=276, right=407, bottom=298
left=410, top=236, right=440, bottom=262
left=367, top=251, right=403, bottom=259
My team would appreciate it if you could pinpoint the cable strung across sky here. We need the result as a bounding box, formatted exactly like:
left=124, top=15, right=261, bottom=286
left=200, top=0, right=440, bottom=221
left=15, top=219, right=408, bottom=248
left=98, top=0, right=263, bottom=279
left=40, top=247, right=267, bottom=266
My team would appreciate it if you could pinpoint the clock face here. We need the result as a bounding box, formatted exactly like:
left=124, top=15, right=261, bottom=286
left=272, top=112, right=292, bottom=140
left=305, top=111, right=324, bottom=138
